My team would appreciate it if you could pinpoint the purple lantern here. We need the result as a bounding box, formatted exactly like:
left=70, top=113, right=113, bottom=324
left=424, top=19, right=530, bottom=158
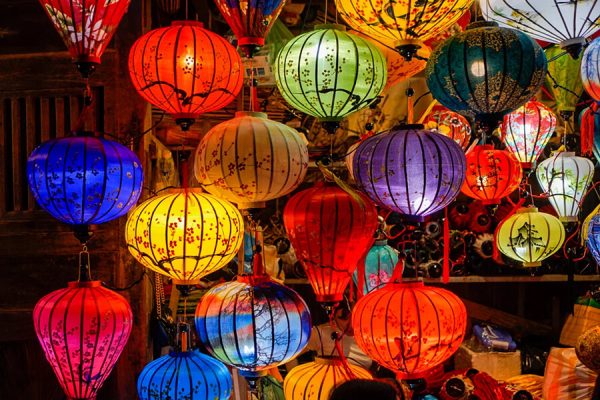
left=353, top=124, right=466, bottom=221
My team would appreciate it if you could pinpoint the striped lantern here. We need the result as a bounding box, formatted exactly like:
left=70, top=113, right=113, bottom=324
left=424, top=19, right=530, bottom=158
left=587, top=214, right=600, bottom=268
left=284, top=357, right=372, bottom=400
left=582, top=38, right=600, bottom=101
left=33, top=281, right=133, bottom=400
left=194, top=111, right=309, bottom=209
left=545, top=46, right=583, bottom=117
left=125, top=189, right=243, bottom=284
left=353, top=240, right=399, bottom=295
left=352, top=125, right=466, bottom=221
left=536, top=152, right=594, bottom=222
left=422, top=105, right=472, bottom=151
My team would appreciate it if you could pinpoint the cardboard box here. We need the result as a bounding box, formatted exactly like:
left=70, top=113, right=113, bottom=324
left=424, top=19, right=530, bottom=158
left=454, top=343, right=521, bottom=381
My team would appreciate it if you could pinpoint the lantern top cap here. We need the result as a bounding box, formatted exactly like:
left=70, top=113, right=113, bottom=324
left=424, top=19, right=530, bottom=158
left=552, top=151, right=576, bottom=158
left=237, top=273, right=271, bottom=286
left=235, top=111, right=268, bottom=119
left=314, top=356, right=345, bottom=366
left=68, top=281, right=102, bottom=288
left=171, top=20, right=204, bottom=28
left=391, top=123, right=425, bottom=130
left=374, top=239, right=388, bottom=246
left=516, top=207, right=539, bottom=214
left=315, top=23, right=346, bottom=31
left=467, top=21, right=499, bottom=30
left=387, top=279, right=425, bottom=288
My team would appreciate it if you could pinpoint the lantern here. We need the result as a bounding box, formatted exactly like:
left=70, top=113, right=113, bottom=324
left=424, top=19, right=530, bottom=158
left=461, top=145, right=523, bottom=205
left=34, top=281, right=133, bottom=400
left=586, top=214, right=600, bottom=267
left=425, top=22, right=547, bottom=126
left=128, top=21, right=243, bottom=131
left=194, top=274, right=312, bottom=378
left=274, top=24, right=387, bottom=133
left=39, top=0, right=130, bottom=77
left=536, top=152, right=594, bottom=222
left=125, top=189, right=243, bottom=284
left=284, top=357, right=372, bottom=400
left=194, top=111, right=309, bottom=209
left=334, top=0, right=473, bottom=60
left=502, top=100, right=557, bottom=169
left=579, top=103, right=600, bottom=161
left=283, top=183, right=378, bottom=304
left=496, top=207, right=565, bottom=267
left=353, top=240, right=399, bottom=295
left=352, top=281, right=467, bottom=379
left=352, top=125, right=466, bottom=221
left=27, top=133, right=143, bottom=241
left=582, top=38, right=600, bottom=102
left=545, top=46, right=583, bottom=118
left=423, top=105, right=472, bottom=151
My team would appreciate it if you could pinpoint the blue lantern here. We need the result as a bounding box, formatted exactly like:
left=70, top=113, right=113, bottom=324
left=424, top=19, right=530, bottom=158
left=353, top=240, right=399, bottom=295
left=587, top=214, right=600, bottom=267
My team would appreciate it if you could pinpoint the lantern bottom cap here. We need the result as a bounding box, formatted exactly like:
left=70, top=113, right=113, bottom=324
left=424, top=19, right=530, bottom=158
left=522, top=261, right=541, bottom=267
left=559, top=216, right=578, bottom=223
left=171, top=278, right=201, bottom=285
left=236, top=201, right=267, bottom=209
left=316, top=294, right=344, bottom=303
left=238, top=37, right=265, bottom=47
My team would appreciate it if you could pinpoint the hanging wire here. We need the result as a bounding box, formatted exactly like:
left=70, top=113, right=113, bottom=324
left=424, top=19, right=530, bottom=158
left=102, top=270, right=147, bottom=291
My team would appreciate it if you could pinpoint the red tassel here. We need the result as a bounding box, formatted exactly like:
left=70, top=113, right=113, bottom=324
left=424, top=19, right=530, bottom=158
left=390, top=258, right=404, bottom=283
left=443, top=207, right=450, bottom=284
left=581, top=104, right=596, bottom=156
left=253, top=229, right=264, bottom=276
left=251, top=86, right=260, bottom=112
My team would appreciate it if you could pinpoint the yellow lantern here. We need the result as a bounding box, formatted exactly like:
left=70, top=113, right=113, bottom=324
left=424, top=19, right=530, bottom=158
left=496, top=207, right=565, bottom=267
left=125, top=189, right=243, bottom=284
left=194, top=111, right=308, bottom=209
left=284, top=357, right=372, bottom=400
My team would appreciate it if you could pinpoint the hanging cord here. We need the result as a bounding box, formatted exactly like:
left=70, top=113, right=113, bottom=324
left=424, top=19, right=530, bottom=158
left=73, top=80, right=93, bottom=132
left=155, top=272, right=165, bottom=319
left=78, top=244, right=92, bottom=282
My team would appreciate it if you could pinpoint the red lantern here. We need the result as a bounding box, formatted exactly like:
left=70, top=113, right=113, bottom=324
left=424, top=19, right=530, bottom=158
left=423, top=105, right=472, bottom=151
left=283, top=183, right=378, bottom=305
left=461, top=145, right=523, bottom=205
left=39, top=0, right=131, bottom=77
left=33, top=281, right=133, bottom=399
left=128, top=21, right=243, bottom=131
left=352, top=281, right=467, bottom=379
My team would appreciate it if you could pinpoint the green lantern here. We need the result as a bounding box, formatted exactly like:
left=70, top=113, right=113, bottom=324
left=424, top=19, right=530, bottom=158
left=545, top=46, right=584, bottom=119
left=274, top=24, right=387, bottom=133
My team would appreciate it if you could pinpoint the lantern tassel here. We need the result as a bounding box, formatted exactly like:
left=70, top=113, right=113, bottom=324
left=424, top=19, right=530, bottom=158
left=316, top=161, right=366, bottom=211
left=581, top=102, right=599, bottom=156
left=443, top=207, right=450, bottom=284
left=390, top=257, right=404, bottom=283
left=357, top=255, right=365, bottom=299
left=253, top=228, right=264, bottom=277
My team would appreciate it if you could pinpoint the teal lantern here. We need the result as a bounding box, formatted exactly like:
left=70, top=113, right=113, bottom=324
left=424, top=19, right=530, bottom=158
left=353, top=239, right=399, bottom=295
left=274, top=24, right=387, bottom=133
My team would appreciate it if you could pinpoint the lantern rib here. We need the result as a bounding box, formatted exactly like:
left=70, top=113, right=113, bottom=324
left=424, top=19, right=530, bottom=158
left=485, top=1, right=563, bottom=43
left=63, top=140, right=77, bottom=224
left=410, top=288, right=425, bottom=374
left=276, top=291, right=293, bottom=361
left=87, top=138, right=111, bottom=223
left=314, top=29, right=329, bottom=119
left=43, top=289, right=74, bottom=395
left=83, top=287, right=102, bottom=398
left=400, top=131, right=412, bottom=215
left=506, top=37, right=533, bottom=116
left=40, top=139, right=62, bottom=222
left=172, top=26, right=183, bottom=114
left=63, top=287, right=81, bottom=396
left=493, top=31, right=512, bottom=114
left=251, top=120, right=261, bottom=200
left=398, top=288, right=411, bottom=373
left=414, top=133, right=428, bottom=215
left=155, top=28, right=178, bottom=115
left=223, top=285, right=240, bottom=366
left=263, top=289, right=277, bottom=365
left=458, top=39, right=481, bottom=113
left=249, top=287, right=260, bottom=368
left=329, top=30, right=342, bottom=118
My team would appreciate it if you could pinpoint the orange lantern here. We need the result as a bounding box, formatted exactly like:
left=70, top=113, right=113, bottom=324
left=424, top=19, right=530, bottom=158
left=461, top=145, right=523, bottom=205
left=423, top=105, right=472, bottom=150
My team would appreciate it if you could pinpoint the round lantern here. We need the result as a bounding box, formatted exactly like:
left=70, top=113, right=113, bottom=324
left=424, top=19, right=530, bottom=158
left=536, top=152, right=594, bottom=222
left=194, top=274, right=312, bottom=378
left=586, top=214, right=600, bottom=267
left=274, top=24, right=387, bottom=133
left=425, top=22, right=547, bottom=126
left=502, top=100, right=557, bottom=169
left=194, top=111, right=309, bottom=209
left=353, top=240, right=399, bottom=295
left=283, top=183, right=378, bottom=304
left=496, top=207, right=565, bottom=267
left=39, top=0, right=131, bottom=77
left=582, top=38, right=600, bottom=101
left=27, top=133, right=143, bottom=240
left=352, top=125, right=466, bottom=221
left=423, top=105, right=472, bottom=151
left=34, top=281, right=133, bottom=400
left=461, top=145, right=523, bottom=205
left=138, top=350, right=232, bottom=400
left=125, top=189, right=243, bottom=284
left=128, top=21, right=243, bottom=131
left=352, top=281, right=467, bottom=379
left=545, top=46, right=583, bottom=118
left=284, top=357, right=372, bottom=400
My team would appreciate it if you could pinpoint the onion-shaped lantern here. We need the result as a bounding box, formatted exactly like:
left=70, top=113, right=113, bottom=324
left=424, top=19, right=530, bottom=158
left=34, top=281, right=133, bottom=400
left=587, top=214, right=600, bottom=268
left=194, top=274, right=312, bottom=378
left=128, top=21, right=243, bottom=131
left=545, top=46, right=583, bottom=118
left=579, top=102, right=600, bottom=162
left=582, top=38, right=600, bottom=102
left=284, top=357, right=372, bottom=400
left=425, top=22, right=547, bottom=127
left=461, top=145, right=523, bottom=205
left=353, top=125, right=466, bottom=221
left=194, top=111, right=309, bottom=209
left=496, top=207, right=565, bottom=267
left=352, top=281, right=467, bottom=379
left=125, top=189, right=243, bottom=284
left=423, top=105, right=472, bottom=151
left=39, top=0, right=130, bottom=77
left=353, top=240, right=399, bottom=295
left=27, top=132, right=143, bottom=242
left=283, top=183, right=378, bottom=305
left=536, top=152, right=594, bottom=222
left=274, top=24, right=387, bottom=133
left=502, top=100, right=557, bottom=169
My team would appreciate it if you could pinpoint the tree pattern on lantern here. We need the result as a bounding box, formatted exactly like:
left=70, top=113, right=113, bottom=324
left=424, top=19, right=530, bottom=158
left=582, top=38, right=600, bottom=102
left=423, top=105, right=472, bottom=150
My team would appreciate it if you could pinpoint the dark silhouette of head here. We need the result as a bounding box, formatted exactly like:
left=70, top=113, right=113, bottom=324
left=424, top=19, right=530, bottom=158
left=329, top=379, right=399, bottom=400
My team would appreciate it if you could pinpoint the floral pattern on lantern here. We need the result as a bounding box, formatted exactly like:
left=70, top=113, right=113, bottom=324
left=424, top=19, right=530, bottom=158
left=194, top=111, right=308, bottom=209
left=423, top=105, right=472, bottom=150
left=353, top=240, right=399, bottom=295
left=34, top=281, right=133, bottom=400
left=587, top=214, right=600, bottom=268
left=545, top=46, right=583, bottom=116
left=352, top=281, right=467, bottom=379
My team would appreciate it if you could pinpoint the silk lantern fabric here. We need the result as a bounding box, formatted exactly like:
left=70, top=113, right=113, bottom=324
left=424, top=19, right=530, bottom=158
left=128, top=21, right=243, bottom=130
left=352, top=281, right=467, bottom=379
left=545, top=46, right=583, bottom=116
left=496, top=207, right=565, bottom=267
left=353, top=125, right=466, bottom=221
left=425, top=22, right=547, bottom=125
left=587, top=214, right=600, bottom=268
left=423, top=105, right=472, bottom=151
left=194, top=275, right=312, bottom=377
left=353, top=240, right=399, bottom=295
left=137, top=350, right=232, bottom=400
left=34, top=281, right=133, bottom=400
left=125, top=189, right=243, bottom=284
left=579, top=103, right=600, bottom=161
left=283, top=184, right=378, bottom=303
left=582, top=38, right=600, bottom=102
left=194, top=111, right=308, bottom=209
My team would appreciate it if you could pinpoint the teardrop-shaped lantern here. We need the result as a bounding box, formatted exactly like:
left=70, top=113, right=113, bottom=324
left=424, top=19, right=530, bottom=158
left=423, top=105, right=472, bottom=151
left=283, top=183, right=378, bottom=304
left=125, top=189, right=243, bottom=284
left=194, top=111, right=308, bottom=209
left=353, top=240, right=399, bottom=295
left=496, top=207, right=565, bottom=267
left=34, top=281, right=133, bottom=400
left=587, top=214, right=600, bottom=268
left=39, top=0, right=131, bottom=77
left=536, top=152, right=594, bottom=222
left=545, top=47, right=583, bottom=118
left=582, top=38, right=600, bottom=101
left=352, top=281, right=467, bottom=379
left=502, top=100, right=557, bottom=169
left=128, top=21, right=243, bottom=131
left=353, top=125, right=466, bottom=221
